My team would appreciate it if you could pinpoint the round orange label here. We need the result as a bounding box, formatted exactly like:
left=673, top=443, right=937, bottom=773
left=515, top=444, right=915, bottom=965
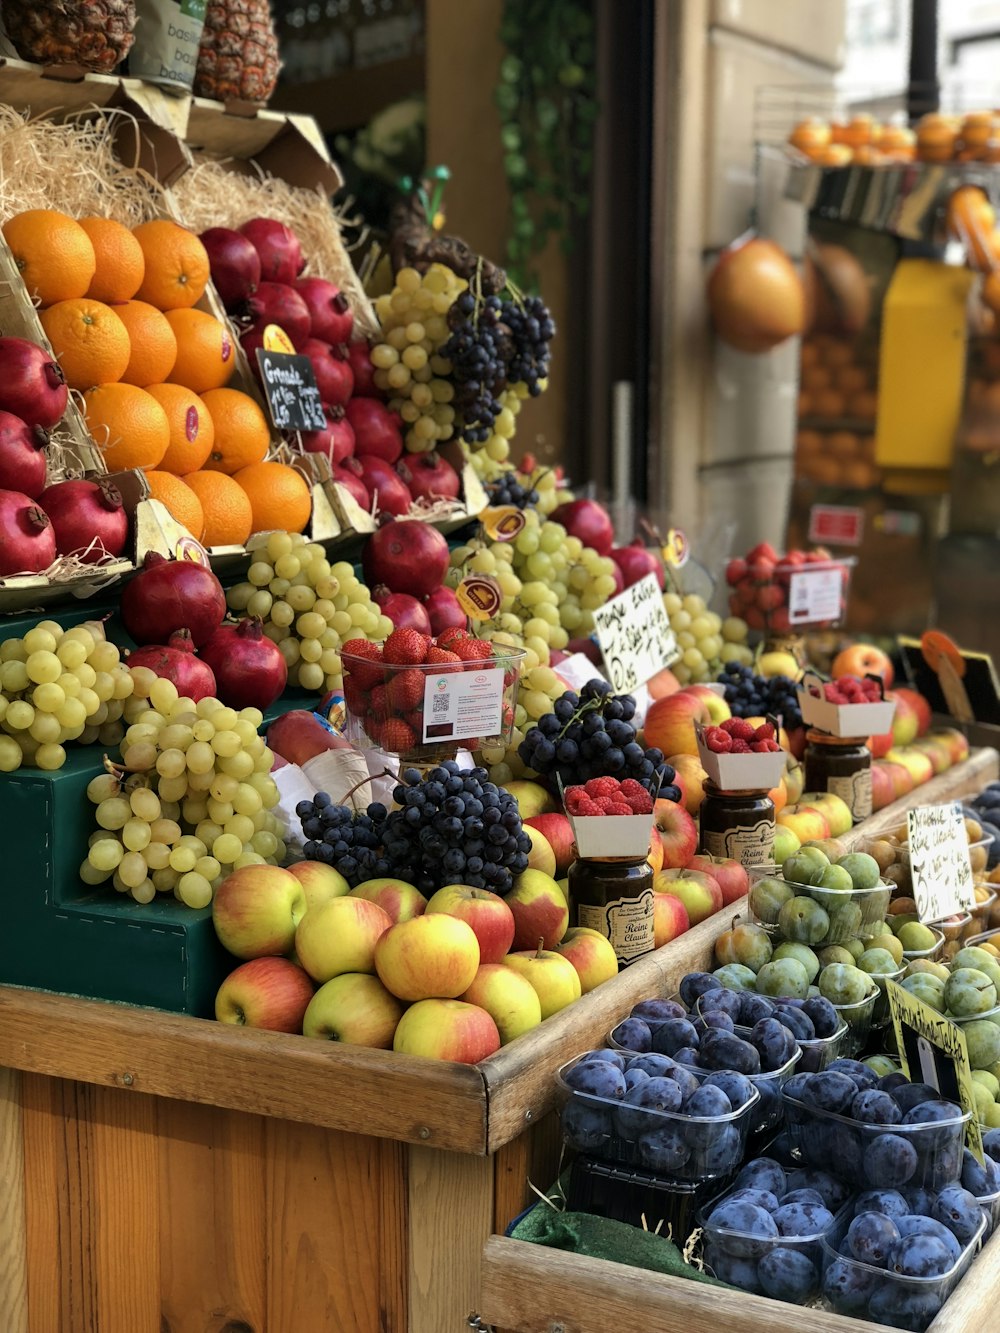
left=262, top=323, right=296, bottom=354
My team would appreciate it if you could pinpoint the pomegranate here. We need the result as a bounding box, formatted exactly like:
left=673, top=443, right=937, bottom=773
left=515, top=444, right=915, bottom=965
left=331, top=458, right=370, bottom=509
left=707, top=234, right=806, bottom=353
left=300, top=404, right=355, bottom=465
left=121, top=552, right=226, bottom=647
left=200, top=616, right=288, bottom=710
left=0, top=489, right=56, bottom=575
left=200, top=227, right=261, bottom=309
left=374, top=588, right=432, bottom=634
left=424, top=586, right=467, bottom=636
left=611, top=562, right=625, bottom=597
left=239, top=218, right=303, bottom=286
left=400, top=451, right=461, bottom=502
left=244, top=282, right=311, bottom=349
left=347, top=340, right=378, bottom=397
left=362, top=517, right=450, bottom=598
left=301, top=338, right=354, bottom=407
left=295, top=276, right=354, bottom=344
left=0, top=337, right=68, bottom=429
left=358, top=455, right=411, bottom=516
left=126, top=630, right=217, bottom=701
left=239, top=323, right=267, bottom=383
left=40, top=478, right=129, bottom=563
left=610, top=542, right=665, bottom=590
left=0, top=412, right=48, bottom=499
left=550, top=499, right=615, bottom=557
left=346, top=397, right=403, bottom=463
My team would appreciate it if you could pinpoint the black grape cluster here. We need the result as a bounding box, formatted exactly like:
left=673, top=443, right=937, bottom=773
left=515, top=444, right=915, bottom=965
left=485, top=473, right=539, bottom=510
left=503, top=294, right=554, bottom=396
left=518, top=679, right=681, bottom=800
left=442, top=291, right=507, bottom=444
left=717, top=662, right=803, bottom=730
left=297, top=760, right=529, bottom=895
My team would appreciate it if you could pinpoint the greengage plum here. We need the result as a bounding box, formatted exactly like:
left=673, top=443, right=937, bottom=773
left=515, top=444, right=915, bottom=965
left=758, top=1247, right=817, bottom=1302
left=783, top=847, right=830, bottom=887
left=756, top=958, right=810, bottom=999
left=864, top=1055, right=900, bottom=1079
left=852, top=1089, right=902, bottom=1124
left=934, top=1185, right=983, bottom=1244
left=713, top=963, right=758, bottom=992
left=864, top=1133, right=919, bottom=1189
left=773, top=941, right=821, bottom=983
left=650, top=1017, right=700, bottom=1057
left=901, top=973, right=947, bottom=1012
left=615, top=1076, right=684, bottom=1136
left=611, top=1017, right=651, bottom=1052
left=749, top=874, right=794, bottom=923
left=824, top=899, right=865, bottom=941
left=962, top=1018, right=1000, bottom=1071
left=848, top=1211, right=900, bottom=1266
left=778, top=896, right=831, bottom=945
left=702, top=1069, right=754, bottom=1109
left=699, top=1030, right=761, bottom=1074
left=836, top=851, right=881, bottom=889
left=735, top=1157, right=787, bottom=1197
left=854, top=1189, right=909, bottom=1219
left=818, top=964, right=870, bottom=1006
left=944, top=967, right=997, bottom=1018
left=678, top=972, right=721, bottom=1009
left=773, top=1200, right=833, bottom=1236
left=726, top=922, right=774, bottom=972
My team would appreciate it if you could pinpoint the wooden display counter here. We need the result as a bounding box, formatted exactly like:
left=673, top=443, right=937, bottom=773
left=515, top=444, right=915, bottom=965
left=0, top=750, right=996, bottom=1333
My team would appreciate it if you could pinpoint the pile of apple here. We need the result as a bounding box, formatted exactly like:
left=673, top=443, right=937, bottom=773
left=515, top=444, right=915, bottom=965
left=725, top=540, right=850, bottom=633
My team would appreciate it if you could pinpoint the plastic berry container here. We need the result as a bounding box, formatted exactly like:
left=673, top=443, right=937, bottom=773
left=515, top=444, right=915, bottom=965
left=566, top=1155, right=714, bottom=1239
left=781, top=1090, right=972, bottom=1193
left=901, top=927, right=946, bottom=964
left=969, top=888, right=998, bottom=935
left=726, top=553, right=855, bottom=635
left=556, top=1053, right=760, bottom=1184
left=819, top=1208, right=986, bottom=1330
left=966, top=925, right=1000, bottom=950
left=691, top=1049, right=802, bottom=1137
left=977, top=1185, right=1000, bottom=1239
left=829, top=991, right=879, bottom=1057
left=747, top=867, right=891, bottom=945
left=870, top=965, right=906, bottom=1028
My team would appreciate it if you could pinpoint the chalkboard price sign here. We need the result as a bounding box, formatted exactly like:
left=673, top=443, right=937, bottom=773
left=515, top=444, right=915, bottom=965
left=255, top=349, right=327, bottom=433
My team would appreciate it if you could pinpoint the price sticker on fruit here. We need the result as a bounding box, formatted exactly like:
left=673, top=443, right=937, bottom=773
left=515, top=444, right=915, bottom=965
left=592, top=573, right=678, bottom=693
left=908, top=802, right=976, bottom=923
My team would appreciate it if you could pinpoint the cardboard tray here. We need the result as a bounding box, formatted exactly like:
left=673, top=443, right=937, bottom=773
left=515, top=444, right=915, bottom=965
left=797, top=669, right=898, bottom=737
left=695, top=719, right=787, bottom=791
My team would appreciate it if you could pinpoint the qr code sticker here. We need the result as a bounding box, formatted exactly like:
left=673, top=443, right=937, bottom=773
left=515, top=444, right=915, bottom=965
left=432, top=694, right=450, bottom=715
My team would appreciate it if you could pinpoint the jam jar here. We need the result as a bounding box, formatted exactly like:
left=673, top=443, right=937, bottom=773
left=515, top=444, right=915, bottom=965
left=699, top=783, right=775, bottom=870
left=804, top=729, right=872, bottom=823
left=568, top=856, right=655, bottom=969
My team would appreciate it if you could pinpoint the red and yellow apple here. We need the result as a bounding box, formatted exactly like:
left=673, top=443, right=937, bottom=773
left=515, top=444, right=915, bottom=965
left=683, top=684, right=732, bottom=724
left=666, top=754, right=707, bottom=815
left=295, top=895, right=392, bottom=982
left=523, top=814, right=575, bottom=877
left=930, top=727, right=970, bottom=765
left=643, top=692, right=714, bottom=758
left=777, top=802, right=831, bottom=845
left=885, top=746, right=934, bottom=789
left=888, top=692, right=920, bottom=747
left=214, top=956, right=315, bottom=1032
left=503, top=779, right=558, bottom=818
left=879, top=759, right=915, bottom=801
left=212, top=865, right=308, bottom=960
left=799, top=791, right=853, bottom=838
left=523, top=824, right=557, bottom=877
left=287, top=860, right=350, bottom=912
left=460, top=963, right=542, bottom=1043
left=392, top=998, right=500, bottom=1063
left=686, top=854, right=748, bottom=907
left=893, top=687, right=932, bottom=736
left=554, top=927, right=619, bottom=993
left=374, top=914, right=481, bottom=1001
left=349, top=877, right=428, bottom=924
left=301, top=972, right=404, bottom=1048
left=647, top=828, right=664, bottom=875
left=424, top=884, right=515, bottom=964
left=833, top=642, right=894, bottom=687
left=506, top=869, right=570, bottom=950
left=503, top=943, right=582, bottom=1019
left=871, top=762, right=900, bottom=812
left=653, top=868, right=723, bottom=925
left=656, top=800, right=699, bottom=869
left=910, top=736, right=953, bottom=775
left=784, top=753, right=805, bottom=805
left=653, top=891, right=690, bottom=947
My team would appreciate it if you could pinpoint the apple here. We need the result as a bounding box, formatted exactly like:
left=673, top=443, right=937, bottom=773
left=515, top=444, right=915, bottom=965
left=214, top=956, right=315, bottom=1032
left=758, top=650, right=800, bottom=680
left=880, top=759, right=915, bottom=800
left=893, top=686, right=932, bottom=736
left=653, top=890, right=690, bottom=947
left=294, top=896, right=392, bottom=983
left=686, top=854, right=748, bottom=907
left=554, top=926, right=619, bottom=993
left=910, top=737, right=953, bottom=775
left=503, top=779, right=558, bottom=818
left=349, top=877, right=428, bottom=924
left=666, top=753, right=707, bottom=815
left=777, top=802, right=831, bottom=845
left=506, top=868, right=570, bottom=950
left=888, top=692, right=919, bottom=746
left=647, top=828, right=664, bottom=875
left=503, top=943, right=582, bottom=1019
left=374, top=913, right=480, bottom=1001
left=930, top=727, right=970, bottom=765
left=287, top=860, right=350, bottom=911
left=392, top=998, right=501, bottom=1063
left=212, top=865, right=308, bottom=960
left=302, top=972, right=404, bottom=1047
left=656, top=800, right=699, bottom=869
left=885, top=746, right=934, bottom=789
left=523, top=824, right=557, bottom=877
left=784, top=753, right=805, bottom=805
left=799, top=790, right=853, bottom=838
left=459, top=963, right=542, bottom=1043
left=523, top=813, right=575, bottom=877
left=654, top=868, right=723, bottom=925
left=643, top=692, right=712, bottom=757
left=682, top=684, right=732, bottom=724
left=832, top=643, right=894, bottom=687
left=773, top=824, right=801, bottom=865
left=870, top=761, right=898, bottom=812
left=424, top=884, right=515, bottom=964
left=647, top=667, right=682, bottom=700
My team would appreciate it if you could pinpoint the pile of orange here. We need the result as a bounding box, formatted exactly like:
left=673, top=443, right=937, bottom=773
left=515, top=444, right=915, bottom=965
left=1, top=208, right=314, bottom=546
left=788, top=110, right=1000, bottom=168
left=795, top=334, right=881, bottom=489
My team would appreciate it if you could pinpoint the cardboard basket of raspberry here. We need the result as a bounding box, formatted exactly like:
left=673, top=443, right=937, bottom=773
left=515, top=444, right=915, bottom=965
left=725, top=546, right=855, bottom=634
left=696, top=717, right=787, bottom=791
left=340, top=629, right=524, bottom=761
left=797, top=670, right=897, bottom=737
left=561, top=776, right=659, bottom=859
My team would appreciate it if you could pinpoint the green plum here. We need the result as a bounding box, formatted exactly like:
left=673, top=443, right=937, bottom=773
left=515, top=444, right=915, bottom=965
left=896, top=921, right=939, bottom=954
left=818, top=963, right=871, bottom=1006
left=905, top=958, right=949, bottom=982
left=777, top=896, right=831, bottom=946
left=835, top=852, right=881, bottom=890
left=972, top=1069, right=1000, bottom=1098
left=756, top=957, right=810, bottom=999
left=713, top=963, right=758, bottom=992
left=749, top=876, right=794, bottom=925
left=783, top=847, right=830, bottom=888
left=965, top=1023, right=1000, bottom=1071
left=845, top=938, right=865, bottom=961
left=901, top=973, right=947, bottom=1012
left=973, top=1082, right=994, bottom=1121
left=773, top=941, right=821, bottom=984
left=952, top=948, right=1000, bottom=995
left=863, top=1055, right=899, bottom=1078
left=822, top=899, right=864, bottom=943
left=816, top=863, right=854, bottom=893
left=944, top=968, right=998, bottom=1018
left=807, top=984, right=821, bottom=999
left=857, top=948, right=900, bottom=977
left=868, top=932, right=904, bottom=967
left=819, top=945, right=857, bottom=967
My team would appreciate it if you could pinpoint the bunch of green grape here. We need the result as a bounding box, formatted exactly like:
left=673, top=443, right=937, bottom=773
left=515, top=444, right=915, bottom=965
left=508, top=512, right=617, bottom=639
left=446, top=536, right=568, bottom=665
left=227, top=532, right=392, bottom=695
left=478, top=661, right=567, bottom=787
left=663, top=590, right=753, bottom=685
left=0, top=619, right=135, bottom=772
left=81, top=672, right=285, bottom=909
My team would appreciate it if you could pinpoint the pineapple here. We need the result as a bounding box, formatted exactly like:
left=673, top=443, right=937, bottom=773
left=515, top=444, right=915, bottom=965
left=194, top=0, right=280, bottom=105
left=1, top=0, right=136, bottom=73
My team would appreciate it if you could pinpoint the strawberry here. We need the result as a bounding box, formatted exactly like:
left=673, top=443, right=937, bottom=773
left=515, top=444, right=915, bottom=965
left=383, top=628, right=430, bottom=667
left=436, top=626, right=467, bottom=650
left=372, top=717, right=416, bottom=751
left=406, top=710, right=424, bottom=734
left=585, top=777, right=620, bottom=799
left=369, top=683, right=388, bottom=717
left=387, top=668, right=425, bottom=712
left=426, top=645, right=463, bottom=673
left=455, top=638, right=494, bottom=669
left=342, top=637, right=384, bottom=688
left=343, top=675, right=367, bottom=714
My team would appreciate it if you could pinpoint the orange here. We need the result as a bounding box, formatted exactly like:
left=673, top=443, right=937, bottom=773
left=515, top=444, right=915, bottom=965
left=83, top=383, right=170, bottom=472
left=145, top=471, right=205, bottom=540
left=841, top=115, right=874, bottom=149
left=144, top=383, right=214, bottom=475
left=812, top=144, right=853, bottom=167
left=917, top=114, right=957, bottom=163
left=114, top=300, right=178, bottom=387
left=788, top=119, right=832, bottom=156
left=2, top=209, right=96, bottom=307
left=812, top=387, right=847, bottom=418
left=184, top=471, right=253, bottom=547
left=132, top=220, right=210, bottom=311
left=947, top=186, right=997, bottom=269
left=848, top=390, right=878, bottom=421
left=165, top=308, right=235, bottom=393
left=836, top=365, right=870, bottom=394
left=234, top=461, right=312, bottom=536
left=39, top=298, right=131, bottom=391
left=801, top=364, right=831, bottom=392
left=199, top=388, right=270, bottom=474
left=79, top=217, right=145, bottom=304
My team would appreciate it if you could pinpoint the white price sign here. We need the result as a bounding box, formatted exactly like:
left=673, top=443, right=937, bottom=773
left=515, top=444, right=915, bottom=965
left=592, top=574, right=677, bottom=694
left=422, top=666, right=505, bottom=744
left=908, top=801, right=976, bottom=923
left=788, top=567, right=842, bottom=625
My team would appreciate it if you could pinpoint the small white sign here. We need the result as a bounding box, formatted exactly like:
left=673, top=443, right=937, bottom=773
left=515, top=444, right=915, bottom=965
left=788, top=567, right=842, bottom=625
left=908, top=801, right=976, bottom=923
left=554, top=652, right=606, bottom=692
left=592, top=574, right=677, bottom=694
left=422, top=666, right=505, bottom=743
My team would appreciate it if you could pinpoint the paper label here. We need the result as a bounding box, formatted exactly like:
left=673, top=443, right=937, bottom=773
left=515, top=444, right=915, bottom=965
left=577, top=888, right=654, bottom=966
left=887, top=979, right=984, bottom=1164
left=422, top=666, right=505, bottom=743
left=662, top=529, right=689, bottom=568
left=480, top=505, right=526, bottom=541
left=255, top=349, right=327, bottom=432
left=592, top=574, right=678, bottom=693
left=908, top=802, right=976, bottom=922
left=553, top=652, right=606, bottom=692
left=455, top=575, right=502, bottom=621
left=702, top=818, right=775, bottom=870
left=808, top=505, right=864, bottom=546
left=827, top=769, right=872, bottom=822
left=788, top=567, right=843, bottom=624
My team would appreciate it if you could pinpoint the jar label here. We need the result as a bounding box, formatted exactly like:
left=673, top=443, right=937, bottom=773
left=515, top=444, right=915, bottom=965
left=827, top=768, right=872, bottom=822
left=703, top=818, right=774, bottom=870
left=578, top=888, right=655, bottom=966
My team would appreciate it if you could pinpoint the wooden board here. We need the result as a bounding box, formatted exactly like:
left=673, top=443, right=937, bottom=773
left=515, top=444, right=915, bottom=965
left=0, top=1068, right=27, bottom=1333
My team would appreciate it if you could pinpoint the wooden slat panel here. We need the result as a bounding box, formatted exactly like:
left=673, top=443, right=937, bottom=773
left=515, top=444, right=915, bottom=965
left=493, top=1112, right=563, bottom=1238
left=408, top=1144, right=492, bottom=1333
left=0, top=1068, right=27, bottom=1333
left=157, top=1101, right=267, bottom=1333
left=927, top=1227, right=1000, bottom=1330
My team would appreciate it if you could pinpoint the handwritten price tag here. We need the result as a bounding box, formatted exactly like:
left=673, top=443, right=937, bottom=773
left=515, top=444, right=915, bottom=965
left=592, top=573, right=677, bottom=693
left=255, top=349, right=327, bottom=433
left=908, top=801, right=976, bottom=923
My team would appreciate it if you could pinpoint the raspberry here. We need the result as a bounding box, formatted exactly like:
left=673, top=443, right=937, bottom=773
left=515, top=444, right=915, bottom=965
left=752, top=723, right=776, bottom=742
left=585, top=777, right=620, bottom=798
left=386, top=668, right=425, bottom=712
left=827, top=689, right=849, bottom=704
left=765, top=739, right=782, bottom=751
left=730, top=738, right=752, bottom=754
left=426, top=645, right=463, bottom=673
left=372, top=717, right=416, bottom=751
left=607, top=802, right=633, bottom=816
left=725, top=719, right=755, bottom=742
left=625, top=790, right=653, bottom=814
left=454, top=638, right=494, bottom=668
left=619, top=779, right=646, bottom=799
left=593, top=796, right=617, bottom=813
left=342, top=637, right=384, bottom=688
left=383, top=628, right=429, bottom=667
left=705, top=728, right=732, bottom=753
left=575, top=798, right=604, bottom=816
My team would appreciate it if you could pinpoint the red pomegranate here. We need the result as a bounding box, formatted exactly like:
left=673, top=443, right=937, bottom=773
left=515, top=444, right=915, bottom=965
left=295, top=276, right=354, bottom=344
left=0, top=489, right=56, bottom=575
left=301, top=338, right=354, bottom=407
left=424, top=586, right=467, bottom=636
left=610, top=543, right=665, bottom=591
left=238, top=219, right=303, bottom=285
left=358, top=455, right=411, bottom=516
left=331, top=459, right=370, bottom=509
left=0, top=412, right=48, bottom=499
left=346, top=398, right=402, bottom=463
left=126, top=630, right=217, bottom=701
left=121, top=552, right=226, bottom=647
left=550, top=499, right=615, bottom=557
left=400, top=451, right=461, bottom=502
left=347, top=340, right=378, bottom=397
left=244, top=282, right=311, bottom=348
left=200, top=227, right=261, bottom=309
left=200, top=616, right=288, bottom=710
left=374, top=588, right=432, bottom=634
left=0, top=337, right=68, bottom=429
left=300, top=404, right=355, bottom=465
left=362, top=518, right=450, bottom=598
left=40, top=478, right=129, bottom=563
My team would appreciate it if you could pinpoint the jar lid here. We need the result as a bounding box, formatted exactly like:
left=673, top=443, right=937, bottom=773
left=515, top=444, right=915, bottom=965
left=703, top=781, right=773, bottom=798
left=806, top=728, right=869, bottom=746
